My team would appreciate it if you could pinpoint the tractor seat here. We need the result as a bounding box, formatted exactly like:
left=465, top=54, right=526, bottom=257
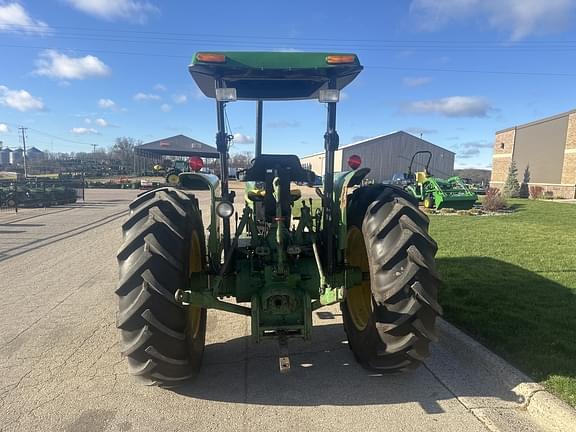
left=239, top=154, right=316, bottom=184
left=247, top=188, right=302, bottom=202
left=415, top=171, right=427, bottom=183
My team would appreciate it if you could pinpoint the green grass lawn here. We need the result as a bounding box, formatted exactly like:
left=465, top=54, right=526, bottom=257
left=429, top=199, right=576, bottom=407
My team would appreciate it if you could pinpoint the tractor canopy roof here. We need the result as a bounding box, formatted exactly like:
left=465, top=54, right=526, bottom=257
left=189, top=52, right=363, bottom=101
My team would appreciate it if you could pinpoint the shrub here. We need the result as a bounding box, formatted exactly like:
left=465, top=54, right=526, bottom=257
left=482, top=187, right=507, bottom=211
left=529, top=186, right=544, bottom=200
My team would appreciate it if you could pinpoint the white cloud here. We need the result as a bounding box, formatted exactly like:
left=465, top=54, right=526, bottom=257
left=455, top=141, right=494, bottom=159
left=273, top=48, right=300, bottom=52
left=410, top=0, right=575, bottom=40
left=350, top=135, right=371, bottom=143
left=0, top=123, right=9, bottom=133
left=402, top=96, right=492, bottom=118
left=154, top=83, right=167, bottom=91
left=461, top=141, right=493, bottom=149
left=71, top=127, right=98, bottom=135
left=0, top=85, right=44, bottom=112
left=403, top=77, right=432, bottom=87
left=64, top=0, right=158, bottom=23
left=0, top=2, right=50, bottom=34
left=34, top=50, right=110, bottom=80
left=172, top=94, right=187, bottom=104
left=134, top=92, right=161, bottom=101
left=98, top=98, right=116, bottom=109
left=233, top=133, right=254, bottom=144
left=160, top=103, right=172, bottom=112
left=405, top=127, right=438, bottom=136
left=267, top=120, right=300, bottom=128
left=85, top=117, right=111, bottom=127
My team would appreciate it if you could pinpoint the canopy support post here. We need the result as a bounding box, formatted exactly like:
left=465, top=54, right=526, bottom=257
left=216, top=79, right=231, bottom=258
left=322, top=79, right=339, bottom=275
left=255, top=100, right=263, bottom=158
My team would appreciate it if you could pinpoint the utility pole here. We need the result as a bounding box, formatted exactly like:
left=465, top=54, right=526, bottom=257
left=91, top=143, right=97, bottom=155
left=19, top=127, right=28, bottom=178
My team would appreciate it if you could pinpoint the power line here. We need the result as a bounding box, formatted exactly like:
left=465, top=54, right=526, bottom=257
left=4, top=35, right=576, bottom=53
left=0, top=43, right=574, bottom=78
left=5, top=23, right=576, bottom=53
left=3, top=23, right=576, bottom=45
left=368, top=65, right=576, bottom=77
left=26, top=127, right=96, bottom=147
left=0, top=43, right=186, bottom=59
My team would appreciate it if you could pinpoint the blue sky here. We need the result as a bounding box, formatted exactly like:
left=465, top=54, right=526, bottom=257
left=0, top=0, right=575, bottom=169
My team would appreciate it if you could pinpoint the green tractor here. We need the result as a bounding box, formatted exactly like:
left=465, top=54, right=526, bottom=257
left=164, top=158, right=202, bottom=186
left=116, top=52, right=441, bottom=385
left=403, top=151, right=477, bottom=210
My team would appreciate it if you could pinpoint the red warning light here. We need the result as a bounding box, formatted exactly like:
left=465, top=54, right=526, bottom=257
left=188, top=156, right=204, bottom=172
left=348, top=154, right=362, bottom=170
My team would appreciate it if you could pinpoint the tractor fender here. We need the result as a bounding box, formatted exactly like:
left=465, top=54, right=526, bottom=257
left=179, top=172, right=220, bottom=191
left=179, top=172, right=221, bottom=256
left=332, top=168, right=370, bottom=252
left=333, top=168, right=371, bottom=208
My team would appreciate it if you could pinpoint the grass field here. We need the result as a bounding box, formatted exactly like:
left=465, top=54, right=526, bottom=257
left=430, top=199, right=576, bottom=407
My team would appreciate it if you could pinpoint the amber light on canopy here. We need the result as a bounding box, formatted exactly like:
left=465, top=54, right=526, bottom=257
left=325, top=55, right=356, bottom=64
left=188, top=156, right=204, bottom=172
left=348, top=154, right=362, bottom=170
left=196, top=53, right=226, bottom=63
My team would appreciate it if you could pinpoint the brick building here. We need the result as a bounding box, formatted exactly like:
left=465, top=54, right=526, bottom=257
left=491, top=110, right=576, bottom=199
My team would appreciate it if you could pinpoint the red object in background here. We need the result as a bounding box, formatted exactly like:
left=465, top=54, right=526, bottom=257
left=347, top=154, right=362, bottom=170
left=188, top=156, right=204, bottom=172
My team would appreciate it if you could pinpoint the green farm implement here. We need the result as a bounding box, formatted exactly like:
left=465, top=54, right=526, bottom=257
left=0, top=179, right=78, bottom=208
left=162, top=157, right=204, bottom=186
left=404, top=151, right=477, bottom=210
left=116, top=52, right=441, bottom=385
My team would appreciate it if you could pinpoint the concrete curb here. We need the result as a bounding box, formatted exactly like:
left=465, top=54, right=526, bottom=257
left=439, top=319, right=576, bottom=432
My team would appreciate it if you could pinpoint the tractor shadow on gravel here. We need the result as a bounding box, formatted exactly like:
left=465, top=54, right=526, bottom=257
left=173, top=313, right=526, bottom=412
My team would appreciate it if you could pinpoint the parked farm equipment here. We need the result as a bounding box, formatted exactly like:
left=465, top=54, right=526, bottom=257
left=116, top=52, right=441, bottom=385
left=399, top=151, right=477, bottom=210
left=0, top=179, right=80, bottom=208
left=161, top=157, right=205, bottom=185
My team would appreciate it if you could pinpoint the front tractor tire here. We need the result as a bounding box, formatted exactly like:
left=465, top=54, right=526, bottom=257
left=116, top=187, right=207, bottom=386
left=342, top=185, right=442, bottom=373
left=165, top=169, right=182, bottom=186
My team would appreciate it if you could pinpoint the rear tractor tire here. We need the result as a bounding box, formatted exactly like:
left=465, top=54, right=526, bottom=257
left=342, top=185, right=442, bottom=373
left=115, top=187, right=207, bottom=386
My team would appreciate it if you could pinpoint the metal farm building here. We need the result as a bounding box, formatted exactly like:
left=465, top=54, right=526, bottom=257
left=300, top=131, right=455, bottom=183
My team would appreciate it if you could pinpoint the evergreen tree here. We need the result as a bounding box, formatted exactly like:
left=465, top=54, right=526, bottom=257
left=503, top=160, right=521, bottom=198
left=519, top=164, right=530, bottom=198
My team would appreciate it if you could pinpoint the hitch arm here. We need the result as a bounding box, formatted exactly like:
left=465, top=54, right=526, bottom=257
left=175, top=290, right=251, bottom=316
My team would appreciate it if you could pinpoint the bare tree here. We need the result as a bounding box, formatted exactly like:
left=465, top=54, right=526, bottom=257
left=229, top=151, right=253, bottom=169
left=111, top=137, right=140, bottom=171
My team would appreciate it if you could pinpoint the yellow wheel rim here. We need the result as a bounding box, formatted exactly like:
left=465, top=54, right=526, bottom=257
left=167, top=174, right=179, bottom=185
left=346, top=226, right=372, bottom=331
left=424, top=198, right=432, bottom=208
left=187, top=231, right=202, bottom=339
